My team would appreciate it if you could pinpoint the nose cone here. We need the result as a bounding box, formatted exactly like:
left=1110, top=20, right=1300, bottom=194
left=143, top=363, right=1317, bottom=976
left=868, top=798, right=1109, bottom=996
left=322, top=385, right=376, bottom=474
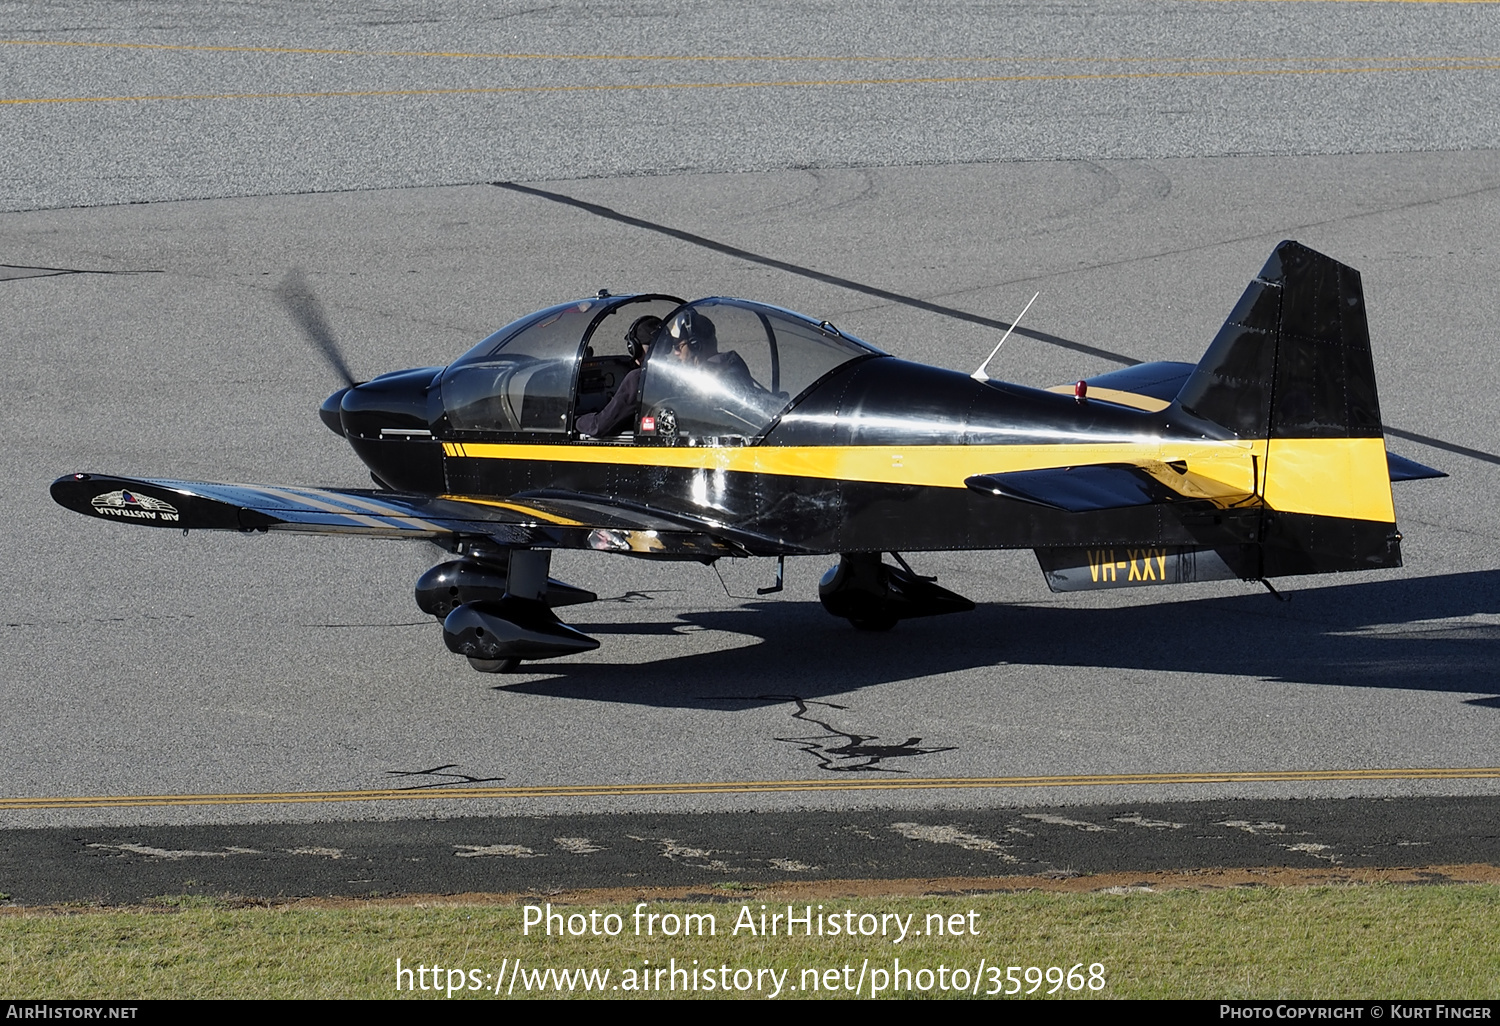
left=335, top=366, right=444, bottom=440
left=320, top=387, right=350, bottom=436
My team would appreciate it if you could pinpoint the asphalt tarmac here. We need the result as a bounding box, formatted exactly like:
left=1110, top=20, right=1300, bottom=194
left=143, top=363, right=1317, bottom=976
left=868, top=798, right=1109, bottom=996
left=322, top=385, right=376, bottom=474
left=2, top=2, right=1499, bottom=901
left=4, top=1, right=1500, bottom=210
left=5, top=798, right=1498, bottom=906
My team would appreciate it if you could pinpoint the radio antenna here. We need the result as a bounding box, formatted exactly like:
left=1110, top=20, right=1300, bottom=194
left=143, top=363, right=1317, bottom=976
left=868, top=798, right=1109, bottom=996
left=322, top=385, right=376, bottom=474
left=970, top=292, right=1039, bottom=383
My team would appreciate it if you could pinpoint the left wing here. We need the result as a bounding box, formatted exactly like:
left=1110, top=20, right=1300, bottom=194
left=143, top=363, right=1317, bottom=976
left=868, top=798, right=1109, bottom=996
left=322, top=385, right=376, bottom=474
left=50, top=473, right=736, bottom=559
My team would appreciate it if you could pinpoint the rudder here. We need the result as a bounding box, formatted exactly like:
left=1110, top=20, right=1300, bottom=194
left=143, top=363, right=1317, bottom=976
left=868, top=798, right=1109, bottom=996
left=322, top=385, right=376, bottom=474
left=1175, top=241, right=1400, bottom=576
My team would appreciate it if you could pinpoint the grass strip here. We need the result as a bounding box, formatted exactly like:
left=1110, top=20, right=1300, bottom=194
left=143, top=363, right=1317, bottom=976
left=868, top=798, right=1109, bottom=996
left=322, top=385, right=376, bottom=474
left=2, top=883, right=1497, bottom=999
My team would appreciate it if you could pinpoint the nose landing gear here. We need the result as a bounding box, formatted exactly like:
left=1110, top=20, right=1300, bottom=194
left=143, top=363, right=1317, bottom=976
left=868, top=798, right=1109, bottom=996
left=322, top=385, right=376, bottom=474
left=418, top=548, right=599, bottom=673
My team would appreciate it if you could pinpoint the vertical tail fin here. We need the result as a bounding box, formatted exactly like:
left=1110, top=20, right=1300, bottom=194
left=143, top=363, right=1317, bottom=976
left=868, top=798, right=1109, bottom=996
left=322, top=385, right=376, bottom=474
left=1176, top=241, right=1400, bottom=576
left=1177, top=240, right=1384, bottom=439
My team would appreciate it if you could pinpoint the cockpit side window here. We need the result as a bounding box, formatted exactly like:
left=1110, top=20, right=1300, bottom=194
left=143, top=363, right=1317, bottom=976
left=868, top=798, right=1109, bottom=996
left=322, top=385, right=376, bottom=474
left=573, top=296, right=684, bottom=435
left=638, top=299, right=875, bottom=442
left=441, top=301, right=601, bottom=434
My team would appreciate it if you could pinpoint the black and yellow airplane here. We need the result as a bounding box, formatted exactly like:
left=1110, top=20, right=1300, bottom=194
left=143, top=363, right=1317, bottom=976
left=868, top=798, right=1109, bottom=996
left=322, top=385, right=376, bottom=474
left=52, top=241, right=1442, bottom=672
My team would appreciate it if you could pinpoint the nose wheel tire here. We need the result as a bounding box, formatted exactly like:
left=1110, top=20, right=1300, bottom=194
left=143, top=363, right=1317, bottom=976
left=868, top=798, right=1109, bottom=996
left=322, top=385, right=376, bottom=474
left=468, top=656, right=521, bottom=673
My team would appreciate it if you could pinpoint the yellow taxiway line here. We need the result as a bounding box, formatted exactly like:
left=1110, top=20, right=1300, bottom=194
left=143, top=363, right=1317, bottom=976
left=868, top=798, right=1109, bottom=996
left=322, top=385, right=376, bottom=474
left=1188, top=1, right=1500, bottom=4
left=4, top=767, right=1498, bottom=811
left=4, top=40, right=1497, bottom=61
left=2, top=62, right=1498, bottom=107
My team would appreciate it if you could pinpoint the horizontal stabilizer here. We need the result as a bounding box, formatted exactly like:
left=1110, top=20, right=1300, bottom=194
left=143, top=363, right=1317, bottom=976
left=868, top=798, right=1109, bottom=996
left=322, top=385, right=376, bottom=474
left=1387, top=451, right=1446, bottom=482
left=965, top=464, right=1176, bottom=513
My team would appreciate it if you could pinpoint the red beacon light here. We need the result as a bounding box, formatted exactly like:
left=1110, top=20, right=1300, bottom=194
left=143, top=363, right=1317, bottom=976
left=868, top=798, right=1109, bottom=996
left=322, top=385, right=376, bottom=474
left=1074, top=380, right=1088, bottom=403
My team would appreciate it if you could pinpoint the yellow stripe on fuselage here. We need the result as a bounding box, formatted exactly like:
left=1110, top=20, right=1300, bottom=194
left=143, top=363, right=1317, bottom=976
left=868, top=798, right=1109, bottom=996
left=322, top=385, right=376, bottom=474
left=445, top=439, right=1254, bottom=489
left=441, top=436, right=1395, bottom=523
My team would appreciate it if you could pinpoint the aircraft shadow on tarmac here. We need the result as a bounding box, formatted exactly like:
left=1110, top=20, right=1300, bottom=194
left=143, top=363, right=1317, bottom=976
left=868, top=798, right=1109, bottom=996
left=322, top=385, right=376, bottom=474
left=501, top=569, right=1500, bottom=709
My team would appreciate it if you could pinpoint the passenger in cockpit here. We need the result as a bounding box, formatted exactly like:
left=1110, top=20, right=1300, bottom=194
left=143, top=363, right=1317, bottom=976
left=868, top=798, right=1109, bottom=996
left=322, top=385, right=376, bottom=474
left=665, top=309, right=754, bottom=388
left=575, top=315, right=662, bottom=437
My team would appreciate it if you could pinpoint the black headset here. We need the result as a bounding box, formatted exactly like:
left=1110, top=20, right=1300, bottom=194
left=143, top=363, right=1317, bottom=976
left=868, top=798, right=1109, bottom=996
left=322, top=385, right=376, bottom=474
left=625, top=315, right=663, bottom=362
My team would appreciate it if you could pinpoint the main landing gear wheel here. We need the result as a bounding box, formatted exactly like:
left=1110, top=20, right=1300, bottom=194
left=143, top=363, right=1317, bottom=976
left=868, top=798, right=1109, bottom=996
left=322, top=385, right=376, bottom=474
left=819, top=553, right=973, bottom=632
left=467, top=656, right=520, bottom=673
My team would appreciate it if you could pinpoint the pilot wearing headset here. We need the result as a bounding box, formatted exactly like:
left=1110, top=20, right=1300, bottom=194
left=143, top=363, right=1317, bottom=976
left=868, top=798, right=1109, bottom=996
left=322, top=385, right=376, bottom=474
left=575, top=315, right=663, bottom=438
left=664, top=308, right=753, bottom=386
